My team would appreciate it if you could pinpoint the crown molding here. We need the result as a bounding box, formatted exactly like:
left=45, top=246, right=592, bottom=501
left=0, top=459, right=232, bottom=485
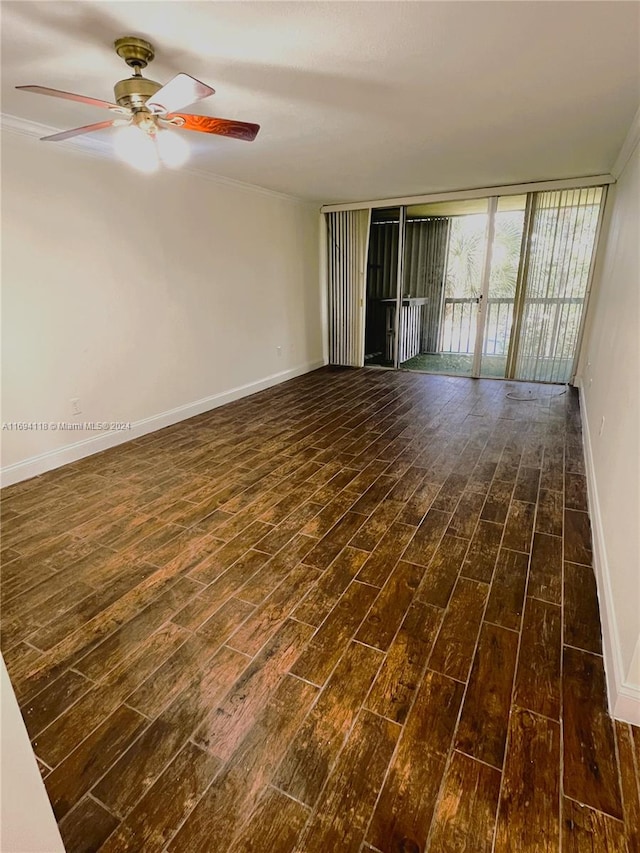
left=612, top=104, right=640, bottom=179
left=1, top=112, right=110, bottom=160
left=0, top=112, right=316, bottom=207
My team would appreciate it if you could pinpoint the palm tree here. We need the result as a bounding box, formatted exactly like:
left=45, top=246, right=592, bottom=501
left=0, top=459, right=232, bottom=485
left=445, top=211, right=525, bottom=298
left=489, top=212, right=525, bottom=297
left=445, top=214, right=486, bottom=298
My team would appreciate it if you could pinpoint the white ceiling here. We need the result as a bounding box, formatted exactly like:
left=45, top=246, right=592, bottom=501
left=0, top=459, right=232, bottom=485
left=1, top=1, right=639, bottom=203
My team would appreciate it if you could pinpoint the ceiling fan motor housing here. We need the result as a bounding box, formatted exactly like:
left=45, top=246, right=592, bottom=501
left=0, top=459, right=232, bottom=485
left=113, top=37, right=161, bottom=111
left=114, top=76, right=162, bottom=111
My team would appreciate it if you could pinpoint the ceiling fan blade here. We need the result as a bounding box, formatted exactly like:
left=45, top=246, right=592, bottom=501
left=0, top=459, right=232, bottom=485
left=16, top=85, right=121, bottom=111
left=146, top=73, right=215, bottom=114
left=169, top=113, right=260, bottom=142
left=41, top=120, right=117, bottom=142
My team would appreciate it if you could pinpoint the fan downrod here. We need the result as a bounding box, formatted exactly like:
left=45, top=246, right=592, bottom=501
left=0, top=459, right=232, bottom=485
left=114, top=37, right=155, bottom=70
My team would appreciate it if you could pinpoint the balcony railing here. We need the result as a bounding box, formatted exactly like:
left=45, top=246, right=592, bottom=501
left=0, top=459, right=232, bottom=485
left=440, top=296, right=583, bottom=356
left=441, top=297, right=514, bottom=355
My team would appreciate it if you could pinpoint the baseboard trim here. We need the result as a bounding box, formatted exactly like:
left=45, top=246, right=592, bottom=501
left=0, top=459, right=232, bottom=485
left=577, top=378, right=640, bottom=725
left=1, top=360, right=326, bottom=488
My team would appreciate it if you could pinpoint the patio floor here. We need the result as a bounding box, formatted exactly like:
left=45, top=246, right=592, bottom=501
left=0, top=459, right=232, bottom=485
left=400, top=353, right=508, bottom=378
left=400, top=353, right=574, bottom=383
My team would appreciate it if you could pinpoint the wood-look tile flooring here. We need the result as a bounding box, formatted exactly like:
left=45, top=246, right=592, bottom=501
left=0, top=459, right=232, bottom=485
left=2, top=368, right=639, bottom=853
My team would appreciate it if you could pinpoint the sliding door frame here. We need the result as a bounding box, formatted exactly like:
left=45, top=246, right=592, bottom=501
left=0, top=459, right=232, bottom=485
left=392, top=207, right=407, bottom=369
left=353, top=175, right=610, bottom=383
left=386, top=196, right=504, bottom=378
left=473, top=196, right=498, bottom=377
left=505, top=194, right=536, bottom=378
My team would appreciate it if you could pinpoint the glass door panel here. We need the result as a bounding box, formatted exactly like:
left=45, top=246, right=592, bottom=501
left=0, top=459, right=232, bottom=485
left=364, top=207, right=400, bottom=367
left=479, top=195, right=527, bottom=378
left=400, top=198, right=489, bottom=376
left=512, top=187, right=604, bottom=383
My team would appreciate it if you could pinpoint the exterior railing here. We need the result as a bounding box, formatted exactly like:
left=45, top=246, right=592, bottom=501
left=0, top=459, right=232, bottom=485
left=440, top=296, right=583, bottom=356
left=483, top=298, right=515, bottom=356
left=441, top=298, right=478, bottom=354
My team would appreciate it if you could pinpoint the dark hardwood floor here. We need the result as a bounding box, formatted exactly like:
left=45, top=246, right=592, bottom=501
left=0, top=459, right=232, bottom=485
left=1, top=367, right=639, bottom=852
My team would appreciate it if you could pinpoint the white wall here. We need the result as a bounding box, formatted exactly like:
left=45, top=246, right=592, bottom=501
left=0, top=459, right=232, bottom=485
left=577, top=137, right=640, bottom=724
left=0, top=126, right=324, bottom=483
left=0, top=656, right=65, bottom=853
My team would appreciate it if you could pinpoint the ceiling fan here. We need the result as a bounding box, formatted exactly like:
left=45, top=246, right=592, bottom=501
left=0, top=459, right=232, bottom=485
left=16, top=36, right=260, bottom=172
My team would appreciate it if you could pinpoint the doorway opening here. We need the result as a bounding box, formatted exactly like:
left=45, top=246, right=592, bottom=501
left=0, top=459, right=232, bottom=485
left=364, top=207, right=401, bottom=367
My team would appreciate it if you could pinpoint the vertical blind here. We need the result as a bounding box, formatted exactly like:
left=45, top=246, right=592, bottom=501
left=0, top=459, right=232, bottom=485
left=326, top=185, right=604, bottom=382
left=404, top=218, right=451, bottom=352
left=366, top=218, right=450, bottom=354
left=327, top=210, right=371, bottom=367
left=514, top=187, right=604, bottom=383
left=367, top=220, right=399, bottom=298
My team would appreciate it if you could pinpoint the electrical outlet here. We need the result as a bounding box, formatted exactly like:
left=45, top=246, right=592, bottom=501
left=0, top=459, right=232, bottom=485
left=599, top=416, right=605, bottom=437
left=70, top=398, right=81, bottom=416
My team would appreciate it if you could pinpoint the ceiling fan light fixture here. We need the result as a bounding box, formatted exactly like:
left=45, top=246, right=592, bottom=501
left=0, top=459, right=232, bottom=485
left=17, top=36, right=260, bottom=162
left=113, top=124, right=159, bottom=173
left=156, top=129, right=190, bottom=169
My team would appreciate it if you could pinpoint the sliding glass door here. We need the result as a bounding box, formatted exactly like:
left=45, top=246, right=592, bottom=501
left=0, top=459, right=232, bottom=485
left=479, top=195, right=527, bottom=378
left=399, top=198, right=491, bottom=376
left=346, top=182, right=606, bottom=382
left=508, top=187, right=604, bottom=383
